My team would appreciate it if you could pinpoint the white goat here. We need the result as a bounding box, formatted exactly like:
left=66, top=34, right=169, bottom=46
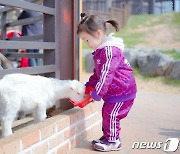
left=0, top=73, right=85, bottom=137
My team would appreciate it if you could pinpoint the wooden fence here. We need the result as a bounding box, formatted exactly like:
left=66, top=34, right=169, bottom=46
left=0, top=0, right=81, bottom=109
left=0, top=0, right=80, bottom=80
left=0, top=0, right=55, bottom=78
left=85, top=3, right=130, bottom=29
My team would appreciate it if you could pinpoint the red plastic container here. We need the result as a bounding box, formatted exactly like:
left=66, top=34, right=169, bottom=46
left=69, top=95, right=93, bottom=108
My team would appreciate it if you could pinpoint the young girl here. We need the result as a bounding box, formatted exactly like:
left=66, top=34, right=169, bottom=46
left=77, top=13, right=137, bottom=152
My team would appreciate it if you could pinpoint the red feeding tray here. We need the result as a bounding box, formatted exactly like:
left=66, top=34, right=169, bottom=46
left=69, top=95, right=93, bottom=108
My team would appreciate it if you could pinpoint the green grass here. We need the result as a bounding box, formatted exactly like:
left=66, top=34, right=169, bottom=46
left=170, top=12, right=180, bottom=41
left=82, top=41, right=90, bottom=50
left=82, top=57, right=86, bottom=71
left=116, top=29, right=145, bottom=48
left=171, top=12, right=180, bottom=26
left=114, top=14, right=171, bottom=47
left=163, top=77, right=180, bottom=86
left=133, top=67, right=140, bottom=76
left=162, top=49, right=180, bottom=60
left=118, top=14, right=164, bottom=29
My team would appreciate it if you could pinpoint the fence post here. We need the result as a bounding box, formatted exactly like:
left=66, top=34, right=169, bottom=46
left=43, top=0, right=55, bottom=78
left=0, top=12, right=7, bottom=54
left=172, top=0, right=175, bottom=11
left=54, top=0, right=76, bottom=110
left=148, top=0, right=155, bottom=14
left=105, top=0, right=112, bottom=12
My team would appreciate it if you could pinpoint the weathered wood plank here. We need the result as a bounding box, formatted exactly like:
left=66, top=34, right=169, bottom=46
left=5, top=52, right=43, bottom=58
left=0, top=40, right=55, bottom=49
left=0, top=65, right=56, bottom=79
left=0, top=0, right=55, bottom=15
left=8, top=35, right=43, bottom=41
left=0, top=0, right=40, bottom=13
left=6, top=15, right=43, bottom=27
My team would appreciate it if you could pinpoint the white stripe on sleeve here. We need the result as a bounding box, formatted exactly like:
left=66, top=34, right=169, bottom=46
left=95, top=46, right=112, bottom=94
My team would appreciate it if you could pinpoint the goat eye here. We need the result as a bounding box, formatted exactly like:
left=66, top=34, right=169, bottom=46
left=77, top=92, right=81, bottom=95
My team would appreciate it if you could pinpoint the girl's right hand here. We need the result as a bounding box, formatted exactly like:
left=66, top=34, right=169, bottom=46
left=84, top=94, right=95, bottom=102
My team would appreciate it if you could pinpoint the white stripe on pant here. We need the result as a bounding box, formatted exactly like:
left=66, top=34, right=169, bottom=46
left=110, top=102, right=123, bottom=141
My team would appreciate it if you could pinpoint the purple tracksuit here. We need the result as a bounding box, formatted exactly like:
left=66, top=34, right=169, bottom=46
left=86, top=35, right=137, bottom=142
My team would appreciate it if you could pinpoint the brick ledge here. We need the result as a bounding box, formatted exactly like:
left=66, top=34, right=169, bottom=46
left=0, top=102, right=102, bottom=154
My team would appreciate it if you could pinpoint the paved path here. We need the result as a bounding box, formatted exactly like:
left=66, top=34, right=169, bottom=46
left=69, top=90, right=180, bottom=154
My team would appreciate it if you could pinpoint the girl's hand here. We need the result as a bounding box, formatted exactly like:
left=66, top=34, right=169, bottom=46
left=90, top=98, right=95, bottom=103
left=84, top=94, right=95, bottom=103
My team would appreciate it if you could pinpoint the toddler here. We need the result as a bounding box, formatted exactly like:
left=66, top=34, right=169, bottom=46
left=77, top=13, right=137, bottom=152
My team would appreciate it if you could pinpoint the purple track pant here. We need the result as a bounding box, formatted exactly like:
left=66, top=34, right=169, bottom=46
left=102, top=99, right=134, bottom=142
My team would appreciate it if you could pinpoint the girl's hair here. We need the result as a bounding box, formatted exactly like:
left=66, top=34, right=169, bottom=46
left=77, top=13, right=119, bottom=36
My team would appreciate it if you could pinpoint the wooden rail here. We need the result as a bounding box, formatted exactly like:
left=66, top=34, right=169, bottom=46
left=0, top=0, right=55, bottom=79
left=0, top=40, right=55, bottom=49
left=0, top=0, right=55, bottom=15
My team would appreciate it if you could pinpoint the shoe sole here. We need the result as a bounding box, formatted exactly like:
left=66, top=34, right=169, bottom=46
left=93, top=143, right=122, bottom=152
left=94, top=147, right=122, bottom=152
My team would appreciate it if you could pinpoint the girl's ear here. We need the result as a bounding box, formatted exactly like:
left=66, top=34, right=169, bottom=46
left=96, top=29, right=103, bottom=39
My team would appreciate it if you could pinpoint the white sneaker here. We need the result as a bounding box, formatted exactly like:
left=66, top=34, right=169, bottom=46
left=91, top=136, right=106, bottom=145
left=93, top=139, right=121, bottom=152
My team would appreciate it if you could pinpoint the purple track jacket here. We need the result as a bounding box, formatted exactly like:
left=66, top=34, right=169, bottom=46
left=86, top=35, right=137, bottom=103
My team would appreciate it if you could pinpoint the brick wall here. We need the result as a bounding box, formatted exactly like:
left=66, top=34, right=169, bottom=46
left=0, top=103, right=102, bottom=154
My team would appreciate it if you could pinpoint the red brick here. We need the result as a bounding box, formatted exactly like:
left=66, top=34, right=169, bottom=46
left=91, top=122, right=102, bottom=137
left=40, top=123, right=57, bottom=140
left=21, top=130, right=40, bottom=149
left=81, top=131, right=88, bottom=140
left=94, top=113, right=102, bottom=122
left=32, top=141, right=48, bottom=154
left=57, top=142, right=70, bottom=154
left=83, top=128, right=93, bottom=139
left=64, top=127, right=76, bottom=140
left=89, top=103, right=99, bottom=113
left=70, top=135, right=82, bottom=149
left=56, top=115, right=70, bottom=131
left=76, top=121, right=86, bottom=133
left=0, top=138, right=21, bottom=154
left=81, top=106, right=91, bottom=117
left=49, top=133, right=64, bottom=149
left=85, top=116, right=95, bottom=128
left=63, top=109, right=82, bottom=124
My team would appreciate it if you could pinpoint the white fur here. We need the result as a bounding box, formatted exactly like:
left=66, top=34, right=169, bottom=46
left=0, top=73, right=85, bottom=137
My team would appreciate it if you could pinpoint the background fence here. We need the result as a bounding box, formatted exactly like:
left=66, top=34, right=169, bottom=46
left=130, top=0, right=180, bottom=14
left=0, top=0, right=56, bottom=79
left=83, top=0, right=130, bottom=29
left=83, top=0, right=180, bottom=15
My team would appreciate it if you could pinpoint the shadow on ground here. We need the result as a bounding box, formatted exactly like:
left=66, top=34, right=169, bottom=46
left=159, top=128, right=180, bottom=138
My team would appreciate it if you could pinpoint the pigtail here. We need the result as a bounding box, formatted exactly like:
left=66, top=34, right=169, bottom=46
left=80, top=13, right=86, bottom=20
left=80, top=13, right=88, bottom=23
left=106, top=20, right=119, bottom=32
